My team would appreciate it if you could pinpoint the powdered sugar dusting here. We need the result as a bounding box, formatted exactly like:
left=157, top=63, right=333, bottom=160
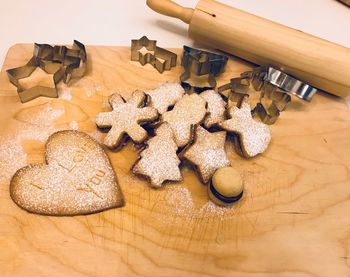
left=197, top=201, right=228, bottom=219
left=164, top=186, right=232, bottom=220
left=88, top=130, right=104, bottom=143
left=19, top=104, right=64, bottom=127
left=77, top=77, right=105, bottom=97
left=20, top=126, right=58, bottom=143
left=59, top=88, right=72, bottom=100
left=69, top=121, right=79, bottom=130
left=94, top=82, right=105, bottom=92
left=102, top=99, right=111, bottom=109
left=165, top=187, right=194, bottom=216
left=0, top=125, right=60, bottom=184
left=0, top=102, right=65, bottom=184
left=0, top=137, right=27, bottom=184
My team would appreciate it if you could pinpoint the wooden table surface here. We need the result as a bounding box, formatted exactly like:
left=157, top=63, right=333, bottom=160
left=0, top=44, right=350, bottom=277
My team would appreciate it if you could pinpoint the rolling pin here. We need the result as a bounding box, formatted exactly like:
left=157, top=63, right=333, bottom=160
left=146, top=0, right=350, bottom=98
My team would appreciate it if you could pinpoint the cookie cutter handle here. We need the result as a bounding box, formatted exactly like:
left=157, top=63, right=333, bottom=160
left=147, top=0, right=194, bottom=24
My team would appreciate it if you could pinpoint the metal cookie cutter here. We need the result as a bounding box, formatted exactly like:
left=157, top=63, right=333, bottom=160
left=218, top=76, right=250, bottom=98
left=243, top=67, right=292, bottom=124
left=218, top=76, right=250, bottom=108
left=7, top=40, right=87, bottom=103
left=62, top=40, right=87, bottom=83
left=131, top=36, right=177, bottom=73
left=34, top=40, right=87, bottom=84
left=7, top=57, right=65, bottom=103
left=180, top=46, right=228, bottom=92
left=253, top=82, right=292, bottom=125
left=255, top=66, right=317, bottom=102
left=218, top=67, right=292, bottom=124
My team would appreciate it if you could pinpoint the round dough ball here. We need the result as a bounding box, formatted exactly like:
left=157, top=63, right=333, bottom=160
left=208, top=167, right=243, bottom=206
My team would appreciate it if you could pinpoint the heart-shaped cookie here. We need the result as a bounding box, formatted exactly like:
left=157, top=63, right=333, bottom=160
left=10, top=130, right=124, bottom=216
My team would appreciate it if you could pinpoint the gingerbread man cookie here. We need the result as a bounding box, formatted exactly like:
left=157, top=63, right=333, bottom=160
left=219, top=101, right=271, bottom=158
left=162, top=94, right=207, bottom=148
left=200, top=90, right=226, bottom=128
left=132, top=123, right=182, bottom=188
left=182, top=126, right=230, bottom=183
left=145, top=83, right=185, bottom=114
left=95, top=90, right=158, bottom=149
left=10, top=130, right=124, bottom=216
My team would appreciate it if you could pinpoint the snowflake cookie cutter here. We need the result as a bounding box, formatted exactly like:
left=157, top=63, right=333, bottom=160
left=131, top=36, right=177, bottom=73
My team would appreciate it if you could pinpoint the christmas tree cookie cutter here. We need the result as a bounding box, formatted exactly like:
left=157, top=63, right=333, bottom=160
left=131, top=36, right=177, bottom=73
left=7, top=40, right=87, bottom=103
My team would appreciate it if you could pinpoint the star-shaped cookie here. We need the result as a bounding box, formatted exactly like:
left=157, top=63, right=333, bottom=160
left=162, top=94, right=207, bottom=148
left=182, top=126, right=230, bottom=183
left=95, top=90, right=158, bottom=149
left=145, top=83, right=185, bottom=114
left=132, top=123, right=182, bottom=188
left=219, top=102, right=271, bottom=158
left=200, top=90, right=226, bottom=128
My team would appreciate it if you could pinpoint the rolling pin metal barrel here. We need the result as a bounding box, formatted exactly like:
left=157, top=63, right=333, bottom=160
left=147, top=0, right=350, bottom=98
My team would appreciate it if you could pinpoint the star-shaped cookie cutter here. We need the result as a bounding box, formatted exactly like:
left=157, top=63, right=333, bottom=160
left=7, top=56, right=65, bottom=103
left=7, top=40, right=87, bottom=103
left=131, top=36, right=177, bottom=73
left=180, top=46, right=228, bottom=92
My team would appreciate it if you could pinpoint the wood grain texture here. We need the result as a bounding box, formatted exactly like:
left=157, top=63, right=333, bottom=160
left=188, top=0, right=350, bottom=98
left=339, top=0, right=350, bottom=6
left=0, top=44, right=350, bottom=277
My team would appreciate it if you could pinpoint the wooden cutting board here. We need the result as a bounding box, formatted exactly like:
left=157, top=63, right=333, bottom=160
left=0, top=44, right=350, bottom=277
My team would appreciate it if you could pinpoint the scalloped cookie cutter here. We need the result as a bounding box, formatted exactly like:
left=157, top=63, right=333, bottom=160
left=7, top=40, right=87, bottom=103
left=251, top=66, right=317, bottom=102
left=131, top=36, right=177, bottom=73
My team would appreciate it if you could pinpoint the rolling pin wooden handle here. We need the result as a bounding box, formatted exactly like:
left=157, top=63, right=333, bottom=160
left=146, top=0, right=350, bottom=98
left=146, top=0, right=194, bottom=23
